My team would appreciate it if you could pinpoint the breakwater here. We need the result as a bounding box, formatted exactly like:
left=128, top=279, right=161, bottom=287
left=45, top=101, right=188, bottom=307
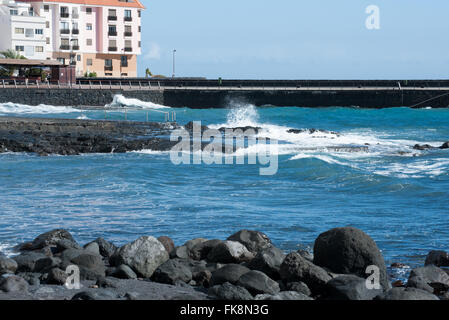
left=1, top=79, right=449, bottom=108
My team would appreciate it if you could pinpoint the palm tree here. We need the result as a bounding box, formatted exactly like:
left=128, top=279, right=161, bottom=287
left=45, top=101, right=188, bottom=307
left=0, top=49, right=26, bottom=60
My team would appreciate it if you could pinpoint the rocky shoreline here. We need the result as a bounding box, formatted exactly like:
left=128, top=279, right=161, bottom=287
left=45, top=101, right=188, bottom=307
left=0, top=227, right=448, bottom=300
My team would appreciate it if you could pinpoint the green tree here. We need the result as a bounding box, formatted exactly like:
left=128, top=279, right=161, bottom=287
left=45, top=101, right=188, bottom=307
left=0, top=49, right=26, bottom=60
left=145, top=68, right=152, bottom=78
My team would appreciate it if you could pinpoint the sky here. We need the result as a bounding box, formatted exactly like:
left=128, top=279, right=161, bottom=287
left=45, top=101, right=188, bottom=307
left=138, top=0, right=449, bottom=79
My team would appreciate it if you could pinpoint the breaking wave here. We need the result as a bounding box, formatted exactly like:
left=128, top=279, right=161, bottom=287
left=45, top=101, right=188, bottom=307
left=0, top=102, right=80, bottom=115
left=107, top=94, right=171, bottom=109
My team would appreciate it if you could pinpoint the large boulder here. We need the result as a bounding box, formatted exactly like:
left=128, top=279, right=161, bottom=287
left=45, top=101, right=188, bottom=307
left=227, top=230, right=271, bottom=254
left=207, top=241, right=254, bottom=264
left=46, top=268, right=69, bottom=285
left=236, top=270, right=280, bottom=295
left=406, top=266, right=449, bottom=294
left=210, top=264, right=250, bottom=286
left=286, top=282, right=312, bottom=296
left=33, top=256, right=62, bottom=273
left=170, top=246, right=189, bottom=260
left=208, top=282, right=253, bottom=300
left=190, top=240, right=223, bottom=261
left=110, top=236, right=169, bottom=278
left=152, top=259, right=193, bottom=285
left=13, top=252, right=47, bottom=272
left=0, top=275, right=29, bottom=293
left=30, top=229, right=77, bottom=250
left=157, top=236, right=175, bottom=254
left=83, top=242, right=100, bottom=256
left=313, top=227, right=389, bottom=289
left=425, top=250, right=449, bottom=268
left=71, top=253, right=106, bottom=278
left=375, top=287, right=439, bottom=300
left=280, top=252, right=332, bottom=295
left=111, top=264, right=137, bottom=280
left=92, top=238, right=117, bottom=258
left=324, top=275, right=383, bottom=300
left=0, top=257, right=18, bottom=275
left=247, top=245, right=286, bottom=279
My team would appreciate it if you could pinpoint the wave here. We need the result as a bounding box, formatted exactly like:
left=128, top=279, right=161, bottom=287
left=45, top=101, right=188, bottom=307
left=0, top=102, right=80, bottom=115
left=107, top=94, right=171, bottom=110
left=206, top=102, right=449, bottom=178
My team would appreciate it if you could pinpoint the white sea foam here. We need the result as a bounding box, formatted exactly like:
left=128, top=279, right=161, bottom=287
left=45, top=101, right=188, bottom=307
left=0, top=102, right=80, bottom=115
left=131, top=149, right=170, bottom=155
left=206, top=103, right=449, bottom=177
left=107, top=94, right=171, bottom=109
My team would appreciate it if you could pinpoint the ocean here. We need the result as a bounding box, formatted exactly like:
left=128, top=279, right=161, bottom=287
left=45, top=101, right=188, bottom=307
left=0, top=95, right=448, bottom=281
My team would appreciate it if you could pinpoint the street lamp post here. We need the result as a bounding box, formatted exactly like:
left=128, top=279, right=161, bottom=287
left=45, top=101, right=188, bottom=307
left=172, top=49, right=176, bottom=78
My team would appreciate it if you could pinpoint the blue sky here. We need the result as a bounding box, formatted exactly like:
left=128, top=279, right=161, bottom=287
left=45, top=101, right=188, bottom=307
left=138, top=0, right=449, bottom=79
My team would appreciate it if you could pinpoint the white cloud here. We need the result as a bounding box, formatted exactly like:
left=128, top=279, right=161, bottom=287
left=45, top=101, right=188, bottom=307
left=144, top=43, right=161, bottom=60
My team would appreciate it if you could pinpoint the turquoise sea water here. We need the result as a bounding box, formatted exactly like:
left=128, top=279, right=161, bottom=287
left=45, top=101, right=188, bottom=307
left=0, top=97, right=448, bottom=280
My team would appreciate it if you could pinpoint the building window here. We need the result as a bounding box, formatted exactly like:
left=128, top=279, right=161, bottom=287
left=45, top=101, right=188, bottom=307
left=125, top=10, right=131, bottom=18
left=125, top=40, right=132, bottom=48
left=87, top=59, right=92, bottom=66
left=138, top=26, right=141, bottom=33
left=60, top=7, right=69, bottom=17
left=44, top=5, right=49, bottom=12
left=10, top=9, right=18, bottom=16
left=46, top=21, right=50, bottom=28
left=57, top=58, right=65, bottom=64
left=15, top=46, right=24, bottom=52
left=138, top=10, right=141, bottom=18
left=108, top=9, right=116, bottom=17
left=15, top=28, right=24, bottom=34
left=86, top=7, right=92, bottom=14
left=35, top=46, right=44, bottom=52
left=77, top=55, right=81, bottom=62
left=86, top=38, right=92, bottom=46
left=138, top=41, right=141, bottom=48
left=105, top=59, right=112, bottom=71
left=25, top=29, right=34, bottom=38
left=121, top=56, right=128, bottom=67
left=35, top=29, right=43, bottom=35
left=46, top=37, right=50, bottom=44
left=86, top=23, right=92, bottom=31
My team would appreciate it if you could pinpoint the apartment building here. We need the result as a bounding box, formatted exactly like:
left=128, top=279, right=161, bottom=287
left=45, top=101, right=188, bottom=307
left=16, top=0, right=145, bottom=77
left=0, top=0, right=48, bottom=60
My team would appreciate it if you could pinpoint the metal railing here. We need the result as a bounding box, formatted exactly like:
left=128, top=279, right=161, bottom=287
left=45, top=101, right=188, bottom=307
left=2, top=78, right=449, bottom=93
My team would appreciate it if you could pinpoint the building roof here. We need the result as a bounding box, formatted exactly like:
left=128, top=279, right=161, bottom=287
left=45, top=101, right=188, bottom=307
left=0, top=59, right=64, bottom=66
left=16, top=0, right=145, bottom=9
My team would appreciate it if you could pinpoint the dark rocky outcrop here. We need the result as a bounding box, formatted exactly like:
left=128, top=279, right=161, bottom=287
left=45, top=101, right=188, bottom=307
left=247, top=245, right=286, bottom=280
left=313, top=227, right=389, bottom=289
left=152, top=259, right=193, bottom=285
left=323, top=275, right=382, bottom=300
left=0, top=257, right=18, bottom=275
left=30, top=229, right=76, bottom=251
left=157, top=236, right=175, bottom=255
left=255, top=291, right=313, bottom=300
left=425, top=250, right=449, bottom=268
left=206, top=241, right=254, bottom=264
left=0, top=275, right=29, bottom=293
left=210, top=264, right=250, bottom=286
left=227, top=230, right=272, bottom=254
left=208, top=282, right=254, bottom=300
left=406, top=266, right=449, bottom=295
left=236, top=270, right=280, bottom=295
left=280, top=252, right=332, bottom=295
left=375, top=287, right=439, bottom=300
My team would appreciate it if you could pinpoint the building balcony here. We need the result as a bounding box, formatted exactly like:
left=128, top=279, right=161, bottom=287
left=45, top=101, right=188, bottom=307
left=124, top=17, right=132, bottom=22
left=108, top=47, right=117, bottom=52
left=124, top=31, right=132, bottom=37
left=60, top=29, right=70, bottom=34
left=60, top=45, right=70, bottom=50
left=72, top=45, right=79, bottom=50
left=104, top=66, right=113, bottom=71
left=72, top=29, right=79, bottom=35
left=108, top=31, right=117, bottom=36
left=124, top=47, right=132, bottom=52
left=108, top=16, right=117, bottom=21
left=72, top=14, right=79, bottom=19
left=60, top=13, right=69, bottom=18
